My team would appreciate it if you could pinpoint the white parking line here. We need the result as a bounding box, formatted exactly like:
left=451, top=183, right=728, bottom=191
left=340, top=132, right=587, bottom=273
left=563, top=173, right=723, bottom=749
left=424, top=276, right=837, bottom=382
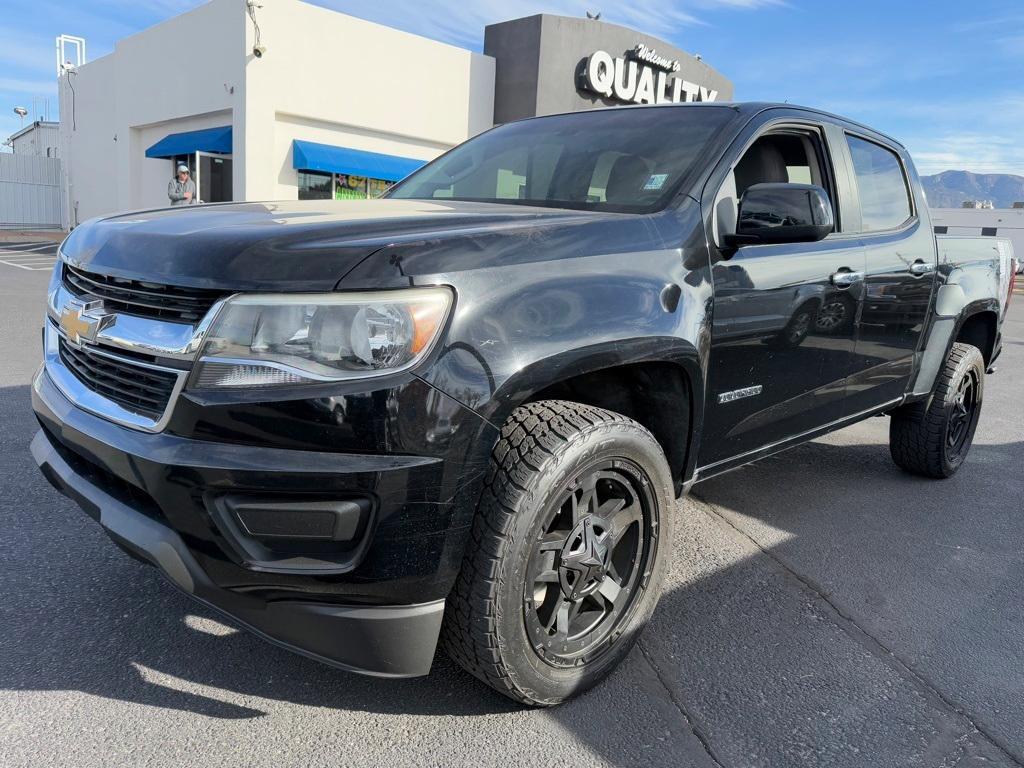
left=0, top=242, right=56, bottom=252
left=0, top=246, right=57, bottom=270
left=0, top=253, right=56, bottom=260
left=0, top=259, right=54, bottom=271
left=0, top=261, right=49, bottom=271
left=0, top=248, right=57, bottom=255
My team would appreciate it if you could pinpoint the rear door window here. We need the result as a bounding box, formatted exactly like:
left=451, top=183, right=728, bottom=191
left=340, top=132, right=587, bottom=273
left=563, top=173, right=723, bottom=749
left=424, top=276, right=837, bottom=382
left=846, top=135, right=913, bottom=232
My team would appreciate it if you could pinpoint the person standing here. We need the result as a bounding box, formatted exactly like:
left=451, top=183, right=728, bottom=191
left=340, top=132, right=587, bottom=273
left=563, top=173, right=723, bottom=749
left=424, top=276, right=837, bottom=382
left=167, top=164, right=197, bottom=206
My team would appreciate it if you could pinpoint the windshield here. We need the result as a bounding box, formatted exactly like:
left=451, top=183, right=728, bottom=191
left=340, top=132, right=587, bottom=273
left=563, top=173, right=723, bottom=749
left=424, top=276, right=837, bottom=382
left=387, top=106, right=735, bottom=213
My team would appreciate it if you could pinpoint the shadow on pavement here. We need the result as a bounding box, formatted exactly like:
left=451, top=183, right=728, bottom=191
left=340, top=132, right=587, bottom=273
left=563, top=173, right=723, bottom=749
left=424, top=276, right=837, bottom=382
left=3, top=378, right=1022, bottom=766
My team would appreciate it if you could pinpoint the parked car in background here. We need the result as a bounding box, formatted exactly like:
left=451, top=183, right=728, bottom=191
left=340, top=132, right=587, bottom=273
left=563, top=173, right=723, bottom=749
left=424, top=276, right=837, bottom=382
left=32, top=103, right=1013, bottom=706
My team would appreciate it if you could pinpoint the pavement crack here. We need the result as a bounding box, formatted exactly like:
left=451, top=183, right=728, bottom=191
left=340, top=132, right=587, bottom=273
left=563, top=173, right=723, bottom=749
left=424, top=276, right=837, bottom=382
left=694, top=494, right=1024, bottom=768
left=637, top=639, right=726, bottom=768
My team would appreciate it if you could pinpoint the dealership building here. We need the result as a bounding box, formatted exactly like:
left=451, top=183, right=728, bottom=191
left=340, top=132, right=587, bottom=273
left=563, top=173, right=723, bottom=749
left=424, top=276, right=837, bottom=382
left=55, top=0, right=733, bottom=227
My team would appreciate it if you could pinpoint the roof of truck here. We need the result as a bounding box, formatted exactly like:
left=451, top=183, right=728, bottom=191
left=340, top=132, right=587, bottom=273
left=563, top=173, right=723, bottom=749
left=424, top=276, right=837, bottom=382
left=521, top=101, right=907, bottom=151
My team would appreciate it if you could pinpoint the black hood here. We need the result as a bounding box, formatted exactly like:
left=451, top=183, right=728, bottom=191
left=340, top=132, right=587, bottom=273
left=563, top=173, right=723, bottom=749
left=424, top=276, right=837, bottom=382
left=60, top=199, right=630, bottom=292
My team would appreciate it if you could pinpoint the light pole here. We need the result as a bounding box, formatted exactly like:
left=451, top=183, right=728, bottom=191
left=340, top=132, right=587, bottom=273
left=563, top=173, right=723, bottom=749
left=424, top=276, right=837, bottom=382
left=13, top=106, right=28, bottom=129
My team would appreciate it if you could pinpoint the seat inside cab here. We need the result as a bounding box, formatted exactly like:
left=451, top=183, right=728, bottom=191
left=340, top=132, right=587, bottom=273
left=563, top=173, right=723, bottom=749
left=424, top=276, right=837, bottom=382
left=714, top=131, right=830, bottom=245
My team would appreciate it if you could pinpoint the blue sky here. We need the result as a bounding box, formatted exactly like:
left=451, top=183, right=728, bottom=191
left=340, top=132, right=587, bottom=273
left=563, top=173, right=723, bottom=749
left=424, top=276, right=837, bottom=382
left=2, top=0, right=1023, bottom=175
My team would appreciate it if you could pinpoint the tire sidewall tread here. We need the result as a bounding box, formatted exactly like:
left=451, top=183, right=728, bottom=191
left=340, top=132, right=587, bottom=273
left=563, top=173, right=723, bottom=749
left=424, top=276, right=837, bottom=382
left=442, top=400, right=675, bottom=706
left=889, top=342, right=985, bottom=478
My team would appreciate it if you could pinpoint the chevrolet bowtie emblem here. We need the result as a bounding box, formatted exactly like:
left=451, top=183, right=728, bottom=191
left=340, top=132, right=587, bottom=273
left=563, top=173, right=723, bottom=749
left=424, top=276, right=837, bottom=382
left=59, top=299, right=116, bottom=345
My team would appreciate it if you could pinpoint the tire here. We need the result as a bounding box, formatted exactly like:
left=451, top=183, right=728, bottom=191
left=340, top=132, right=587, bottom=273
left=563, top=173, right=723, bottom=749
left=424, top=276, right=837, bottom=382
left=442, top=400, right=675, bottom=706
left=889, top=342, right=984, bottom=478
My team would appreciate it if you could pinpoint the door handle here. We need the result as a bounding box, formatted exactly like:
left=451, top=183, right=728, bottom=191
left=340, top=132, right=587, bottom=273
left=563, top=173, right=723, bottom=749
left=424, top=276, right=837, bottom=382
left=909, top=261, right=935, bottom=276
left=830, top=269, right=864, bottom=288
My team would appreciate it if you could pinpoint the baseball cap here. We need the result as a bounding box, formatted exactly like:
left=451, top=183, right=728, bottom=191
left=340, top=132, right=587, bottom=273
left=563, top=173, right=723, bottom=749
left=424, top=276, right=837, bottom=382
left=177, top=164, right=189, bottom=173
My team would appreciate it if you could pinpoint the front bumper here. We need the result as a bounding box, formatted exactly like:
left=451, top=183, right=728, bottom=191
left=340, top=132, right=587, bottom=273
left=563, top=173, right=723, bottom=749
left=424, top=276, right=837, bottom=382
left=32, top=429, right=443, bottom=676
left=30, top=365, right=494, bottom=677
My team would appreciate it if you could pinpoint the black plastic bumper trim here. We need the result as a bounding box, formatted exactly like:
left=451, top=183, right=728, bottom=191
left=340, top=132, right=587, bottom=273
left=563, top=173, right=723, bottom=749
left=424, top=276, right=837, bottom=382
left=31, top=429, right=445, bottom=678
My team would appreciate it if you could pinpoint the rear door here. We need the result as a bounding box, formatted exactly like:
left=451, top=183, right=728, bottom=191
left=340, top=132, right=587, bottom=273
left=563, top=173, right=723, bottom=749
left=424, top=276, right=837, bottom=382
left=839, top=133, right=937, bottom=414
left=697, top=117, right=865, bottom=469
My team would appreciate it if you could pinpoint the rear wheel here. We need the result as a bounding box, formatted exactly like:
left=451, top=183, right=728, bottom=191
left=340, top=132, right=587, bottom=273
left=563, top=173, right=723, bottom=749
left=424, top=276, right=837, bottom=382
left=889, top=342, right=984, bottom=478
left=442, top=400, right=675, bottom=706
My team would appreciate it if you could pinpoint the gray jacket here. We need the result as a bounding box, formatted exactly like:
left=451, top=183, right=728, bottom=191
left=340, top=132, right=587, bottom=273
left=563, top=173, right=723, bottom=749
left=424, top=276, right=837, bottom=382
left=168, top=177, right=197, bottom=206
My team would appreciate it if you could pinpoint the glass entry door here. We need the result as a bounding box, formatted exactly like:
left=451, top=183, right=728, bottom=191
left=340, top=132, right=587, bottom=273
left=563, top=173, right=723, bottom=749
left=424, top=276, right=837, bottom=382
left=197, top=152, right=233, bottom=203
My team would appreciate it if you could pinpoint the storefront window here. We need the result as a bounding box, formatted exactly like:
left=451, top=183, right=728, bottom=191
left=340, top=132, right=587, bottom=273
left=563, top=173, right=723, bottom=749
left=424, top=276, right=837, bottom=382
left=367, top=177, right=392, bottom=198
left=298, top=170, right=332, bottom=200
left=335, top=174, right=367, bottom=200
left=334, top=174, right=395, bottom=199
left=298, top=170, right=396, bottom=200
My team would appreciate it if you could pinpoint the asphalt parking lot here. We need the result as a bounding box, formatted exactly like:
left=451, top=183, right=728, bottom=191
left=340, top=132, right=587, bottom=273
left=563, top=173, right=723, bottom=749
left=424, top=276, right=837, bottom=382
left=1, top=262, right=1022, bottom=768
left=0, top=238, right=60, bottom=272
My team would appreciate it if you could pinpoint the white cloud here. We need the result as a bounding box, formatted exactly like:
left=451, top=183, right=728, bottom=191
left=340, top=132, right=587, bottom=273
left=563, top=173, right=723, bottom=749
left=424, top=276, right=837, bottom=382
left=828, top=94, right=1024, bottom=176
left=908, top=134, right=1024, bottom=177
left=313, top=0, right=780, bottom=47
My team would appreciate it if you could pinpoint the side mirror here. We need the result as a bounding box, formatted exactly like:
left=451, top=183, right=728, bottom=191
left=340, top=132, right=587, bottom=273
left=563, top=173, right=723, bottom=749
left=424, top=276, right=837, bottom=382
left=725, top=183, right=834, bottom=248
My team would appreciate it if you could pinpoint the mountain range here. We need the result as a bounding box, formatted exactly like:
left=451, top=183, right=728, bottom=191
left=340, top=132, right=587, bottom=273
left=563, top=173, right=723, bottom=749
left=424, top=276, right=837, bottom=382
left=921, top=171, right=1024, bottom=209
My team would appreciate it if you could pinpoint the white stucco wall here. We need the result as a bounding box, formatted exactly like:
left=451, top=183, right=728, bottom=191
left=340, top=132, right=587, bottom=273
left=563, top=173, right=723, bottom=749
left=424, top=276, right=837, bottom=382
left=60, top=0, right=243, bottom=224
left=243, top=0, right=495, bottom=200
left=58, top=54, right=120, bottom=225
left=60, top=0, right=495, bottom=223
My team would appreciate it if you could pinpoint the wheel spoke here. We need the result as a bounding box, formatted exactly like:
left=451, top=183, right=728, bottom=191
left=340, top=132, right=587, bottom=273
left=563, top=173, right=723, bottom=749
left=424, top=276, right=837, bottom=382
left=600, top=501, right=642, bottom=546
left=536, top=569, right=559, bottom=583
left=596, top=497, right=626, bottom=519
left=573, top=474, right=599, bottom=524
left=597, top=577, right=622, bottom=606
left=537, top=532, right=565, bottom=552
left=543, top=599, right=563, bottom=632
left=555, top=599, right=575, bottom=636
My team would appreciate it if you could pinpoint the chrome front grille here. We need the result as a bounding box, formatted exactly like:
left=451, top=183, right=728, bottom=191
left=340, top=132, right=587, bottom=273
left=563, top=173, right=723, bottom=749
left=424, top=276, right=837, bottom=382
left=63, top=263, right=224, bottom=323
left=57, top=337, right=179, bottom=420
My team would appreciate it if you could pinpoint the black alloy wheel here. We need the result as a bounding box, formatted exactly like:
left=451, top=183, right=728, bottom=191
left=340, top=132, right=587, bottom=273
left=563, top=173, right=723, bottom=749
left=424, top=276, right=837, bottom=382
left=524, top=460, right=655, bottom=667
left=945, top=367, right=978, bottom=461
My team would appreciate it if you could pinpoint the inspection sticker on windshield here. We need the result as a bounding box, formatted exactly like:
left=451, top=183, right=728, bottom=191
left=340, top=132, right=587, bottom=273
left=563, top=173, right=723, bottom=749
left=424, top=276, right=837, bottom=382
left=643, top=173, right=669, bottom=191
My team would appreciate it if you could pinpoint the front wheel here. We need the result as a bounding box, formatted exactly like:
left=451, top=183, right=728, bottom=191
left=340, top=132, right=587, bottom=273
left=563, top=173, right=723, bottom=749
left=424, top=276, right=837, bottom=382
left=889, top=342, right=984, bottom=478
left=442, top=400, right=675, bottom=706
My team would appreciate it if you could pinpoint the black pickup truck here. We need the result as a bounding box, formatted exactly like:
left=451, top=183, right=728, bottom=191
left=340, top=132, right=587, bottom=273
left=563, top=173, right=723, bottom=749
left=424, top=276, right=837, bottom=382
left=32, top=103, right=1015, bottom=706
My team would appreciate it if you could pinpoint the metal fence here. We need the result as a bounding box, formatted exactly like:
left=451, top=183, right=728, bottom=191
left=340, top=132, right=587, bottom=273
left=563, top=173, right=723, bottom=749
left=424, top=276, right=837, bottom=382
left=0, top=154, right=64, bottom=230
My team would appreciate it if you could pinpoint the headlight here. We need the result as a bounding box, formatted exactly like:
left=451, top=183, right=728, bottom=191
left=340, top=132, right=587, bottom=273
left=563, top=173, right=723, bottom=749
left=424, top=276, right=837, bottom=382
left=189, top=287, right=453, bottom=389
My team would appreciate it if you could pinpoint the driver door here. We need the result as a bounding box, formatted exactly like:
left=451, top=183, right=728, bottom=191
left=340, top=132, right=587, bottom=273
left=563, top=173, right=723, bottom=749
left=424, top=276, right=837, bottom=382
left=697, top=122, right=865, bottom=471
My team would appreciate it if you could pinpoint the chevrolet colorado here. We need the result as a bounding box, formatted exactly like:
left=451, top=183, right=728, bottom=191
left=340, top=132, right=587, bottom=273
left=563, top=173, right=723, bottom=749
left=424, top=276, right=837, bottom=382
left=31, top=103, right=1015, bottom=706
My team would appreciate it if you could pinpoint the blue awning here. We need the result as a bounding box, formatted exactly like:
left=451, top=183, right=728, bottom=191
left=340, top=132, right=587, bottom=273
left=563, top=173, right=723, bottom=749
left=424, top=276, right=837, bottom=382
left=292, top=140, right=425, bottom=182
left=145, top=126, right=233, bottom=159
